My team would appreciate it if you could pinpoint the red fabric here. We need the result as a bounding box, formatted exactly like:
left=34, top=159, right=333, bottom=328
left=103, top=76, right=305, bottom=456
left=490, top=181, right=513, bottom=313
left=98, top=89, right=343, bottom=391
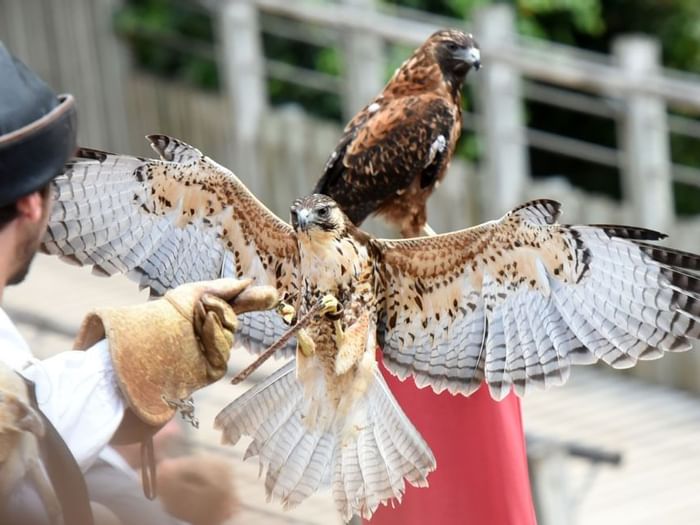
left=367, top=354, right=537, bottom=525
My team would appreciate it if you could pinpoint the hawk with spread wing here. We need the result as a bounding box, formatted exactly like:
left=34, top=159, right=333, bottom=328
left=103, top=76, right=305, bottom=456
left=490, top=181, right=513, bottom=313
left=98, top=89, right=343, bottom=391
left=44, top=136, right=700, bottom=519
left=314, top=29, right=480, bottom=237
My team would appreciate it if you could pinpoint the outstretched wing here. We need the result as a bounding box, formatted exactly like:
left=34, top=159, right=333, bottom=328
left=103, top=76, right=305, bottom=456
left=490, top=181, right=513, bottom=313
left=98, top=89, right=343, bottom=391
left=375, top=199, right=700, bottom=399
left=313, top=93, right=458, bottom=225
left=42, top=135, right=299, bottom=355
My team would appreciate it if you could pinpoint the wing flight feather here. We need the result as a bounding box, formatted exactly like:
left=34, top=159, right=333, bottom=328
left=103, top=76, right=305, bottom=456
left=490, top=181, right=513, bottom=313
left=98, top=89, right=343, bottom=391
left=42, top=135, right=299, bottom=355
left=375, top=199, right=700, bottom=399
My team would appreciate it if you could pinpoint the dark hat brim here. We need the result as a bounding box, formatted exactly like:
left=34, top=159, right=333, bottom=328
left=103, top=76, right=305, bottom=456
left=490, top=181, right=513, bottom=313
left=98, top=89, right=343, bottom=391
left=0, top=93, right=77, bottom=206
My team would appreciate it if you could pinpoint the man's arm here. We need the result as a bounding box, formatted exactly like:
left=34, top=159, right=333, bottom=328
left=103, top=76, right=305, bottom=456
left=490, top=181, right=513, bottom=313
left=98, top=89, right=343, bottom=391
left=20, top=278, right=278, bottom=471
left=21, top=340, right=125, bottom=471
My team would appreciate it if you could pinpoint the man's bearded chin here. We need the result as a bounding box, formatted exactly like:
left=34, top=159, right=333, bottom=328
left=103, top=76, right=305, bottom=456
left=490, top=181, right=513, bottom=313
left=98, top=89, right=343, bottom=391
left=9, top=187, right=52, bottom=286
left=8, top=230, right=42, bottom=285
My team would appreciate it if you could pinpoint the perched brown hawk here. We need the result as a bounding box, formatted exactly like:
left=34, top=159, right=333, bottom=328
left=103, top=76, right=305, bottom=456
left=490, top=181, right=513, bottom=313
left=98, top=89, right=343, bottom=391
left=43, top=136, right=700, bottom=520
left=314, top=29, right=480, bottom=237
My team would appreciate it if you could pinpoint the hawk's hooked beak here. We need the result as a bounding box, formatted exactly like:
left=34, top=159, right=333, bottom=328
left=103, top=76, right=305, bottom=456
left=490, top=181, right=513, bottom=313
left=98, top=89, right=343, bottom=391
left=296, top=209, right=312, bottom=231
left=458, top=46, right=481, bottom=71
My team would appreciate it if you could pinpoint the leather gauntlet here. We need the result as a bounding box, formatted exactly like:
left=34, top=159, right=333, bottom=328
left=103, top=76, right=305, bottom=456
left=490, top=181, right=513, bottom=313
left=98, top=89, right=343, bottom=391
left=73, top=279, right=278, bottom=431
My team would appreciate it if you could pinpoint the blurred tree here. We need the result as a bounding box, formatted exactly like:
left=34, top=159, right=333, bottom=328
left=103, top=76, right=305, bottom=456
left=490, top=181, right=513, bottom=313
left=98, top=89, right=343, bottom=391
left=114, top=0, right=343, bottom=118
left=261, top=29, right=343, bottom=121
left=114, top=0, right=219, bottom=88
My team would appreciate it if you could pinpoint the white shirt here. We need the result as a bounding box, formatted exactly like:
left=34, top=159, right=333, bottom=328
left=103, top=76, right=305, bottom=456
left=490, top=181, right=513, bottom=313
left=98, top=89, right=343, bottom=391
left=0, top=306, right=125, bottom=471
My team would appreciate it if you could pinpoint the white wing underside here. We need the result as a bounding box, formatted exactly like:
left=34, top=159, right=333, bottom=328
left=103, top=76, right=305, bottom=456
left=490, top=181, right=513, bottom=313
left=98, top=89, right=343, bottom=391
left=377, top=200, right=700, bottom=399
left=42, top=137, right=299, bottom=356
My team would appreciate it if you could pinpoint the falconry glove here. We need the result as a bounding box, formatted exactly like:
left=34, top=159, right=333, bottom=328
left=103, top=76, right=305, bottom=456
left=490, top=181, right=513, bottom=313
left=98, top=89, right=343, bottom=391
left=73, top=278, right=278, bottom=433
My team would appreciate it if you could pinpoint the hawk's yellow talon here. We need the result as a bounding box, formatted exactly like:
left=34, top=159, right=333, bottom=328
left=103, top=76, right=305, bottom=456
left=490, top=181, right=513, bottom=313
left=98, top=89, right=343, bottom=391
left=319, top=294, right=343, bottom=318
left=276, top=301, right=296, bottom=325
left=297, top=328, right=316, bottom=357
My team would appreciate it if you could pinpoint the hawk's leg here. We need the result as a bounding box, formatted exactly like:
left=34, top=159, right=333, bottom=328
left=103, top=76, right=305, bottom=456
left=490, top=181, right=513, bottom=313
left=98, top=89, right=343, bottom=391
left=319, top=294, right=345, bottom=347
left=296, top=329, right=316, bottom=357
left=334, top=312, right=370, bottom=376
left=274, top=300, right=317, bottom=357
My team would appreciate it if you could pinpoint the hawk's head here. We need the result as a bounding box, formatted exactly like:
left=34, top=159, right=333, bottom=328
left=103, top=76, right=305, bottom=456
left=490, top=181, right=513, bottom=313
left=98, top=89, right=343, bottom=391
left=290, top=194, right=347, bottom=237
left=428, top=29, right=481, bottom=79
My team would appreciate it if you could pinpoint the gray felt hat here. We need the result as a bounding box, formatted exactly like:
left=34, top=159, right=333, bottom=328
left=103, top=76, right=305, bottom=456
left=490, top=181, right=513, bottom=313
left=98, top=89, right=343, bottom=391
left=0, top=42, right=76, bottom=206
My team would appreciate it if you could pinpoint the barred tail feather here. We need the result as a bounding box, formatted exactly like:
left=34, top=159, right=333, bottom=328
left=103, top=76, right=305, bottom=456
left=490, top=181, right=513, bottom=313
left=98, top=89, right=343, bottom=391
left=214, top=361, right=435, bottom=521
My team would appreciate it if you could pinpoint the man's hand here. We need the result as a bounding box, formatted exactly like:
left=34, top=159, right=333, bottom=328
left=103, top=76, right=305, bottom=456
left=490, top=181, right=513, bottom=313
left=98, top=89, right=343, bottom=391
left=157, top=454, right=239, bottom=525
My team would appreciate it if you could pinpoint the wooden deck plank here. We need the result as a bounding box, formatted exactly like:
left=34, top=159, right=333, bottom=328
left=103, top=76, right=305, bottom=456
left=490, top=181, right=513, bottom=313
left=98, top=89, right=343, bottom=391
left=524, top=367, right=700, bottom=524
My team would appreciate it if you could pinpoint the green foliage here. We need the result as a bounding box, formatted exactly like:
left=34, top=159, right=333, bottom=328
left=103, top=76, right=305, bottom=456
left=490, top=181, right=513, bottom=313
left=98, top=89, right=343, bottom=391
left=113, top=0, right=218, bottom=88
left=261, top=30, right=343, bottom=121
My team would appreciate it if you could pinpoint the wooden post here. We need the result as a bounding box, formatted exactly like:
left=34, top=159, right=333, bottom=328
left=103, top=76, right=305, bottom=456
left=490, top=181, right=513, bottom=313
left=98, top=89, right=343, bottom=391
left=93, top=0, right=132, bottom=153
left=218, top=0, right=268, bottom=193
left=614, top=36, right=674, bottom=232
left=340, top=0, right=385, bottom=120
left=474, top=5, right=528, bottom=217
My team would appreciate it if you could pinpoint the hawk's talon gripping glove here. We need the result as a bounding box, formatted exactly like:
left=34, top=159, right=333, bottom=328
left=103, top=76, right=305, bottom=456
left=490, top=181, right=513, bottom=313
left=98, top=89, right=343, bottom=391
left=73, top=278, right=278, bottom=440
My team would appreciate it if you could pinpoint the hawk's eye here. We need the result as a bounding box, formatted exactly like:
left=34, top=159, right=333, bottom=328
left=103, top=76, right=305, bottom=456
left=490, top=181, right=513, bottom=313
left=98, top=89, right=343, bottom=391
left=446, top=42, right=459, bottom=52
left=290, top=209, right=298, bottom=223
left=317, top=206, right=330, bottom=219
